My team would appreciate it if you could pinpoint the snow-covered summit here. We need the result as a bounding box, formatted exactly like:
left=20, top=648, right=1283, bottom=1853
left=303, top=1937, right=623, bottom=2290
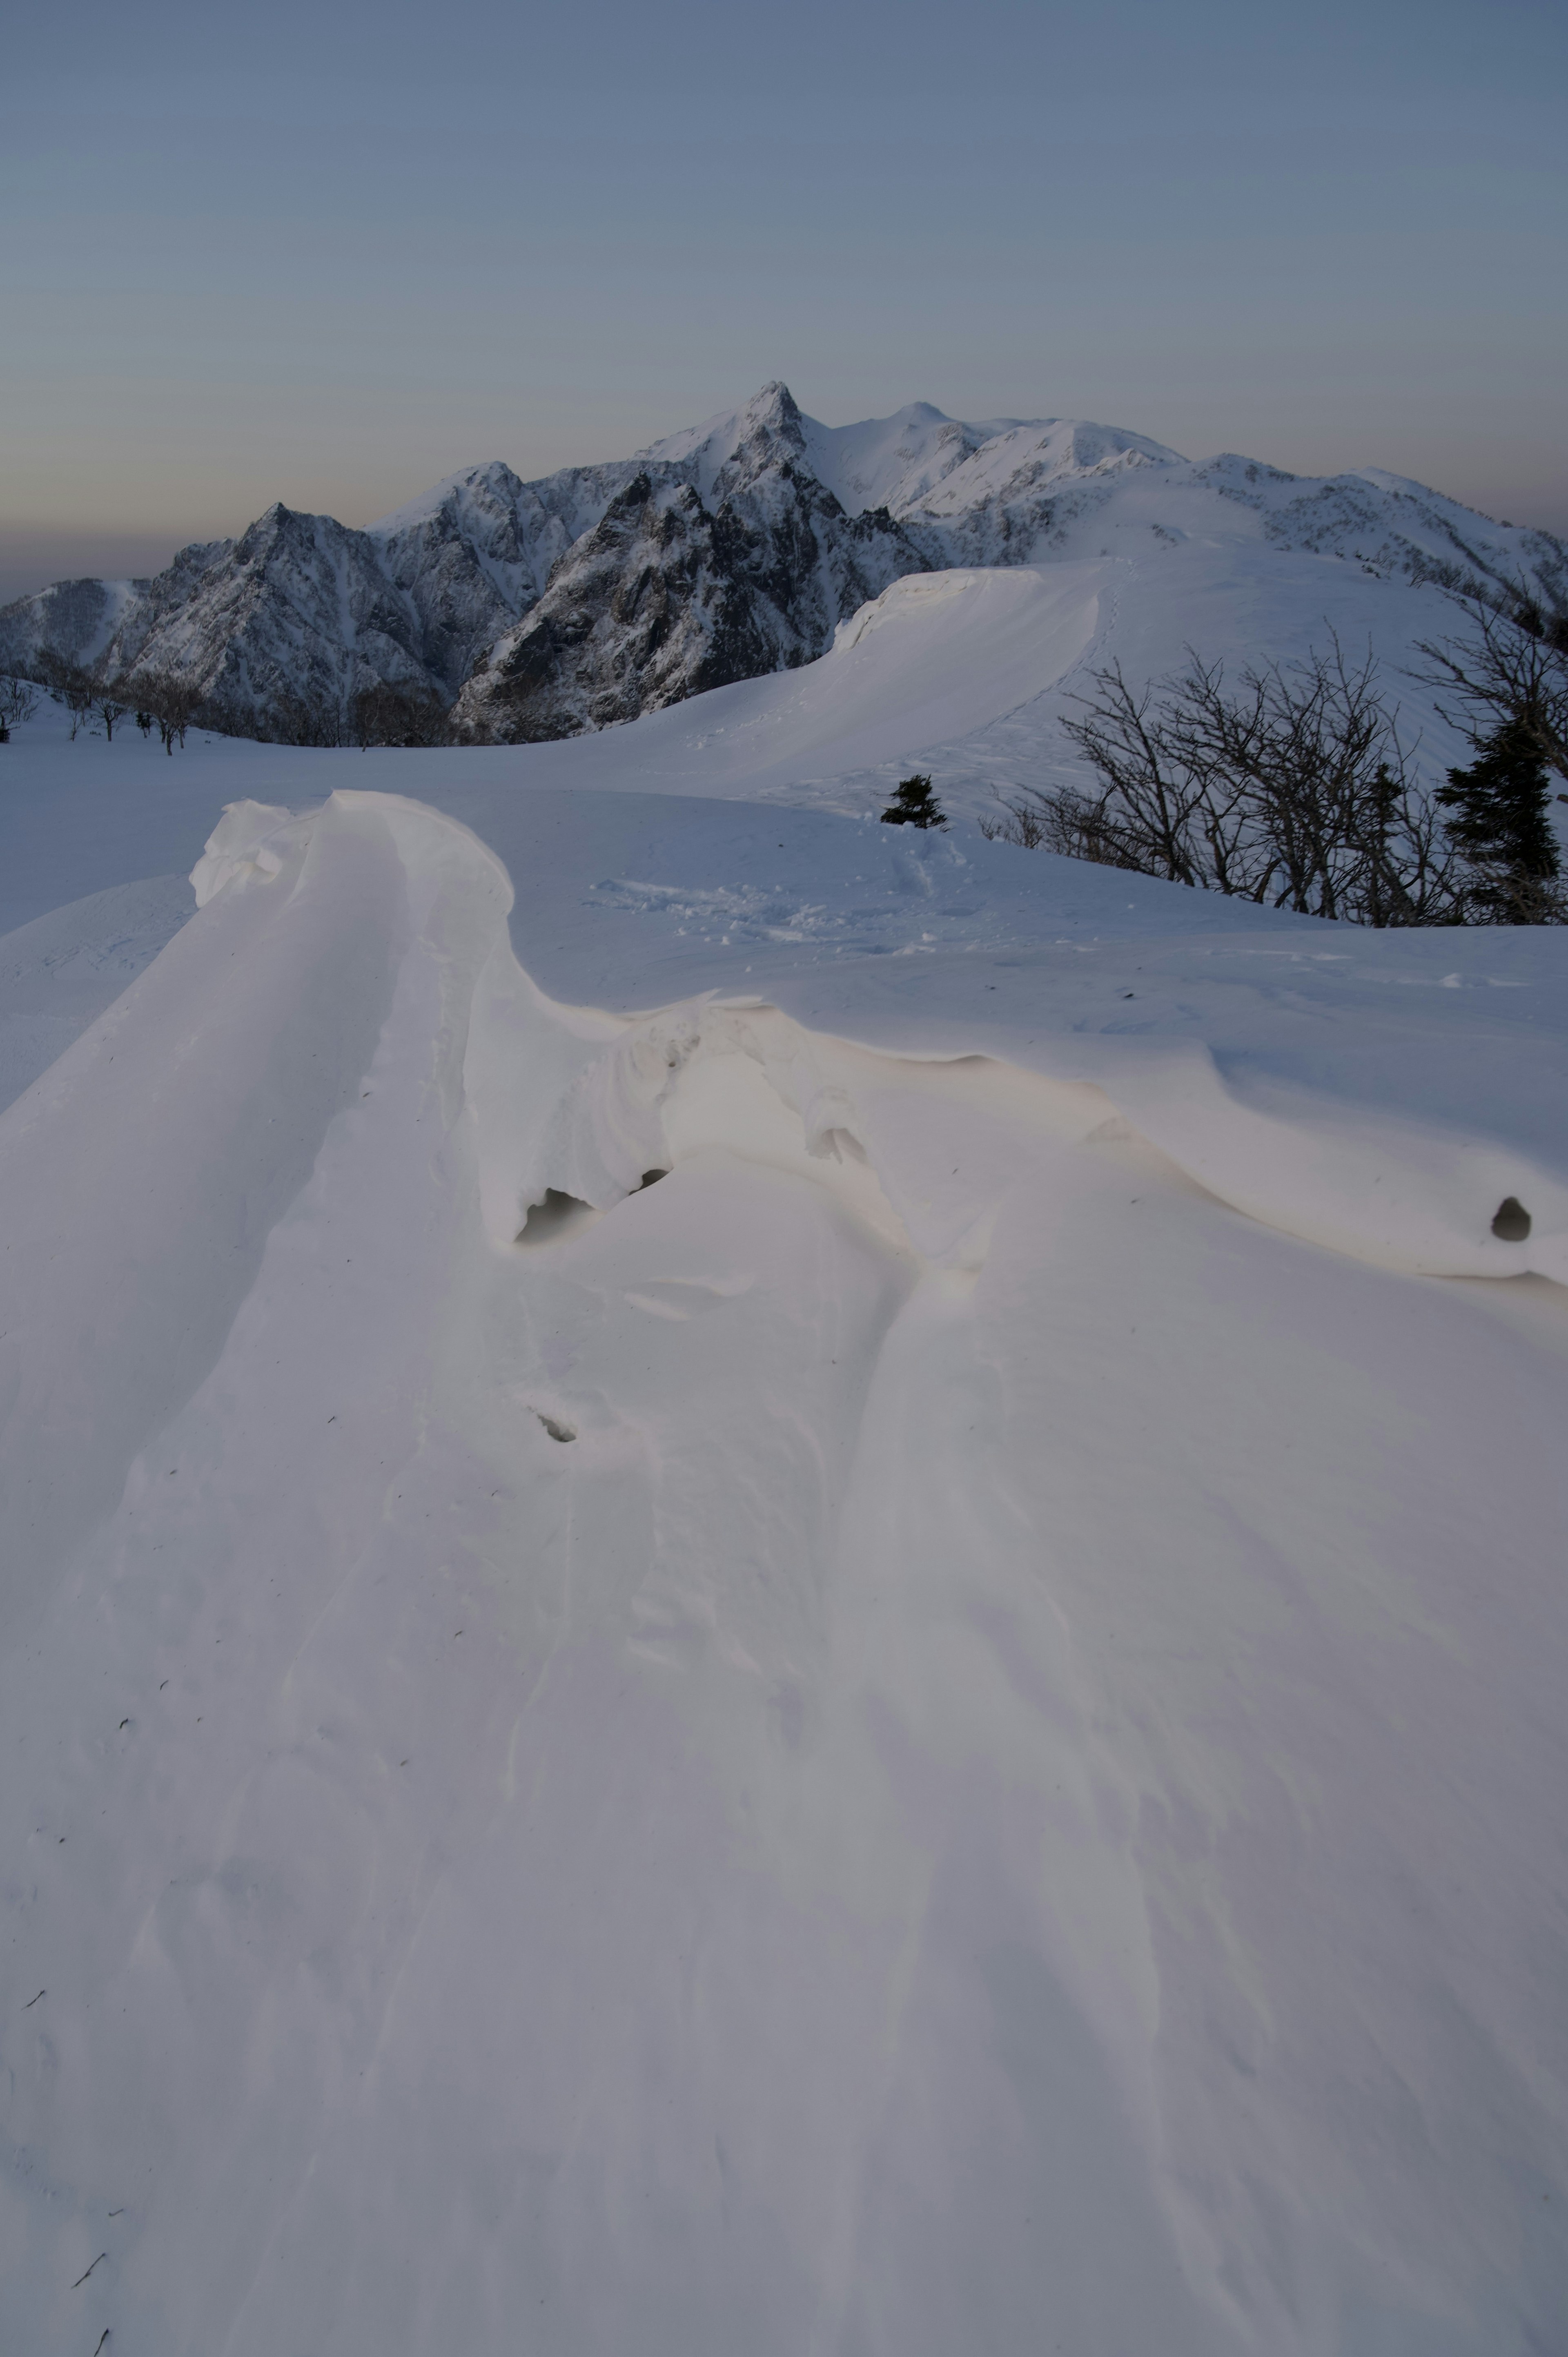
left=803, top=399, right=1023, bottom=513
left=807, top=406, right=1183, bottom=518
left=636, top=378, right=812, bottom=499
left=1, top=381, right=1561, bottom=747
left=640, top=388, right=1183, bottom=522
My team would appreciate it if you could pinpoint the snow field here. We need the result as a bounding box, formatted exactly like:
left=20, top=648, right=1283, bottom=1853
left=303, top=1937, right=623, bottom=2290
left=0, top=782, right=1566, bottom=2353
left=4, top=453, right=1568, bottom=2357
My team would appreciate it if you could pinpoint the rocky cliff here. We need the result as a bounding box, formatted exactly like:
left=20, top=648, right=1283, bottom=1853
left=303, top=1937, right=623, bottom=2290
left=2, top=381, right=1559, bottom=745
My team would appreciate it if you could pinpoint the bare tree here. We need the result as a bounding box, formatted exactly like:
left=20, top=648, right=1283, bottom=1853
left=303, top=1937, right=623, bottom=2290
left=92, top=693, right=130, bottom=742
left=0, top=673, right=42, bottom=738
left=125, top=670, right=201, bottom=754
left=977, top=794, right=1048, bottom=850
left=1413, top=573, right=1568, bottom=784
left=980, top=639, right=1463, bottom=927
left=1040, top=665, right=1221, bottom=886
left=264, top=689, right=345, bottom=747
left=37, top=654, right=96, bottom=739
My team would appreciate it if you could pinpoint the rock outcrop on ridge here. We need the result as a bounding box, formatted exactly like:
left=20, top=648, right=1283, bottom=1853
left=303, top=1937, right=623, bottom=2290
left=1, top=380, right=1561, bottom=746
left=452, top=387, right=925, bottom=741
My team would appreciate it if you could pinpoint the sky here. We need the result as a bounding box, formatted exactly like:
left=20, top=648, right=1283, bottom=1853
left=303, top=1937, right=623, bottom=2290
left=3, top=0, right=1564, bottom=602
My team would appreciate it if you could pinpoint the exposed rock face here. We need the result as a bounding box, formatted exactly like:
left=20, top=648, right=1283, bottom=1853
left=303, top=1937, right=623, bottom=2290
left=454, top=387, right=927, bottom=742
left=456, top=476, right=760, bottom=743
left=0, top=575, right=140, bottom=676
left=2, top=380, right=1561, bottom=745
left=371, top=454, right=651, bottom=683
left=0, top=458, right=655, bottom=743
left=102, top=506, right=443, bottom=735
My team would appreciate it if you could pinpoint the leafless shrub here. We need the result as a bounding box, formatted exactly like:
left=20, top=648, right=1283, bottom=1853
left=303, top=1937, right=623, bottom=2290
left=123, top=669, right=202, bottom=753
left=1454, top=863, right=1568, bottom=925
left=251, top=689, right=346, bottom=747
left=36, top=653, right=96, bottom=738
left=977, top=794, right=1048, bottom=850
left=0, top=673, right=42, bottom=735
left=1412, top=572, right=1568, bottom=785
left=983, top=638, right=1464, bottom=927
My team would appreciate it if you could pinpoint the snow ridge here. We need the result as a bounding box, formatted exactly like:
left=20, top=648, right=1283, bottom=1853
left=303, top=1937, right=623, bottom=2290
left=0, top=383, right=1560, bottom=747
left=4, top=787, right=1567, bottom=2353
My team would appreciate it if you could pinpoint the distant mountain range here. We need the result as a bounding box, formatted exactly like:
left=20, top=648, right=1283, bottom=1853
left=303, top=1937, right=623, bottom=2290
left=2, top=382, right=1561, bottom=746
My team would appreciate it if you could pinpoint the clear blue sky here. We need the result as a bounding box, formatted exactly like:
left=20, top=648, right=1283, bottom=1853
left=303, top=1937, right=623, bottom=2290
left=3, top=0, right=1564, bottom=599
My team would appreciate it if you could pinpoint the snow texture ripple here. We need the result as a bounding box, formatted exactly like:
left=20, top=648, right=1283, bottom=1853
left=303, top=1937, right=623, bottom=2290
left=0, top=775, right=1565, bottom=2355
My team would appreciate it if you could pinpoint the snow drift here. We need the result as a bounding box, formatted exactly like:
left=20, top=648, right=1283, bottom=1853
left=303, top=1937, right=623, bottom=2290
left=2, top=789, right=1566, bottom=2355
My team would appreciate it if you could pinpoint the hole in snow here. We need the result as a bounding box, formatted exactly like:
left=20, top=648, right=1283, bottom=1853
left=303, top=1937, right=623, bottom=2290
left=515, top=1189, right=595, bottom=1247
left=535, top=1412, right=576, bottom=1444
left=1492, top=1196, right=1532, bottom=1242
left=636, top=1168, right=669, bottom=1189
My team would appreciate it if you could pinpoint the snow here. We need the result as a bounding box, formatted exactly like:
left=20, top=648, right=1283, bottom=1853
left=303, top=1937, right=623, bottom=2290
left=8, top=383, right=1559, bottom=754
left=0, top=876, right=194, bottom=1114
left=798, top=400, right=1031, bottom=514
left=368, top=460, right=523, bottom=538
left=642, top=390, right=1183, bottom=521
left=1, top=558, right=1567, bottom=2357
left=895, top=415, right=1185, bottom=524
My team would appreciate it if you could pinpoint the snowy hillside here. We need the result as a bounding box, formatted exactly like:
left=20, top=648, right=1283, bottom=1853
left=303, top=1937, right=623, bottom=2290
left=2, top=382, right=1560, bottom=747
left=1, top=630, right=1567, bottom=2353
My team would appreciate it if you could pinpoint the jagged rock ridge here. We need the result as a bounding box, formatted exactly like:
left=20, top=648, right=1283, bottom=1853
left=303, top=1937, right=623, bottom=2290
left=453, top=386, right=926, bottom=742
left=1, top=382, right=1561, bottom=745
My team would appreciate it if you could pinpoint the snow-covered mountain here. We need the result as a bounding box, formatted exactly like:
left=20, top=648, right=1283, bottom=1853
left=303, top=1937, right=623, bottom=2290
left=451, top=387, right=925, bottom=741
left=0, top=457, right=656, bottom=738
left=1, top=381, right=1561, bottom=744
left=3, top=688, right=1568, bottom=2350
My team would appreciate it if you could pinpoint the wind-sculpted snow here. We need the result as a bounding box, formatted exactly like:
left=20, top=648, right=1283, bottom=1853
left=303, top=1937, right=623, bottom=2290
left=2, top=790, right=1566, bottom=2355
left=0, top=874, right=193, bottom=1113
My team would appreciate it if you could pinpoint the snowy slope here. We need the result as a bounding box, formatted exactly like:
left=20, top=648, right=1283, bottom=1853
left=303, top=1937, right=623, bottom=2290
left=0, top=543, right=1469, bottom=934
left=0, top=875, right=194, bottom=1114
left=0, top=573, right=147, bottom=674
left=1, top=743, right=1566, bottom=2356
left=3, top=609, right=1568, bottom=2356
left=5, top=536, right=1493, bottom=844
left=0, top=537, right=1538, bottom=953
left=644, top=388, right=1028, bottom=514
left=800, top=399, right=1032, bottom=511
left=2, top=383, right=1560, bottom=749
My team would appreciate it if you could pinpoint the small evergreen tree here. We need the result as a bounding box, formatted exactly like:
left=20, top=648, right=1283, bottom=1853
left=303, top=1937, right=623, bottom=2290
left=1437, top=720, right=1563, bottom=921
left=880, top=773, right=947, bottom=829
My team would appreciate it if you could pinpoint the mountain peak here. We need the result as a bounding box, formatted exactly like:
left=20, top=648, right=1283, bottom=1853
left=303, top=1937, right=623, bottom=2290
left=746, top=379, right=801, bottom=423
left=3, top=383, right=1558, bottom=752
left=637, top=381, right=806, bottom=497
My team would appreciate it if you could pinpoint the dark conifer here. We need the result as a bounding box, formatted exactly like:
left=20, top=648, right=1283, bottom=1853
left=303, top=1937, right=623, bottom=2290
left=1437, top=721, right=1561, bottom=921
left=880, top=774, right=947, bottom=829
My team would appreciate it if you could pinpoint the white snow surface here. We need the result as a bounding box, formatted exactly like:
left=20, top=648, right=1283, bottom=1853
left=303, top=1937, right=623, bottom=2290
left=1, top=580, right=1567, bottom=2357
left=8, top=382, right=1560, bottom=751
